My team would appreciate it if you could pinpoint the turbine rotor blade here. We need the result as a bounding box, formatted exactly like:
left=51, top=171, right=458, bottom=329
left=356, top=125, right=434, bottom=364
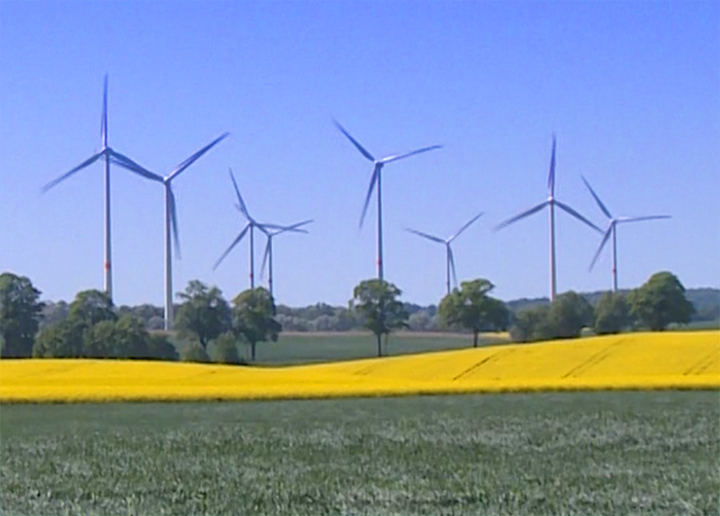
left=333, top=120, right=375, bottom=162
left=581, top=176, right=612, bottom=219
left=494, top=201, right=548, bottom=231
left=168, top=186, right=181, bottom=259
left=260, top=238, right=271, bottom=279
left=110, top=150, right=163, bottom=182
left=617, top=215, right=671, bottom=223
left=256, top=222, right=292, bottom=231
left=101, top=74, right=108, bottom=148
left=448, top=246, right=458, bottom=289
left=359, top=165, right=380, bottom=229
left=213, top=224, right=250, bottom=271
left=548, top=135, right=556, bottom=197
left=555, top=200, right=603, bottom=233
left=380, top=145, right=442, bottom=164
left=405, top=228, right=445, bottom=244
left=449, top=211, right=484, bottom=242
left=269, top=219, right=314, bottom=235
left=41, top=152, right=104, bottom=193
left=228, top=168, right=251, bottom=220
left=281, top=219, right=314, bottom=232
left=590, top=226, right=613, bottom=271
left=167, top=132, right=229, bottom=181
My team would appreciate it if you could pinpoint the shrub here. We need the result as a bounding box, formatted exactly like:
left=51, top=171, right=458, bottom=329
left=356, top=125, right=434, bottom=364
left=548, top=291, right=594, bottom=339
left=594, top=292, right=630, bottom=335
left=212, top=332, right=244, bottom=364
left=33, top=320, right=86, bottom=358
left=180, top=341, right=210, bottom=363
left=510, top=305, right=553, bottom=343
left=146, top=333, right=179, bottom=361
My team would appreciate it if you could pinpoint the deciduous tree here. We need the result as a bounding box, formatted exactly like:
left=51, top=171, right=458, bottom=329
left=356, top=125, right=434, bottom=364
left=628, top=272, right=694, bottom=331
left=232, top=287, right=281, bottom=361
left=438, top=279, right=509, bottom=347
left=175, top=280, right=231, bottom=348
left=0, top=272, right=44, bottom=357
left=68, top=289, right=116, bottom=326
left=350, top=279, right=408, bottom=356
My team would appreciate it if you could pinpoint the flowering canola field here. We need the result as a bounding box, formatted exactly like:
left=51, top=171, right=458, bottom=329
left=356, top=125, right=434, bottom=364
left=1, top=331, right=718, bottom=403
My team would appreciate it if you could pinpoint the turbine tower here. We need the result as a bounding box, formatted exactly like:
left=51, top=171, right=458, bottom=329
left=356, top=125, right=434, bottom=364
left=494, top=136, right=602, bottom=301
left=111, top=133, right=229, bottom=330
left=42, top=75, right=152, bottom=301
left=260, top=220, right=313, bottom=299
left=334, top=120, right=441, bottom=281
left=406, top=212, right=484, bottom=295
left=213, top=169, right=288, bottom=287
left=582, top=176, right=671, bottom=292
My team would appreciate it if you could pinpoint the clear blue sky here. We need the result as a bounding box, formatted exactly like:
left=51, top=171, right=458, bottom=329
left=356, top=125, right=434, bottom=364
left=1, top=1, right=718, bottom=308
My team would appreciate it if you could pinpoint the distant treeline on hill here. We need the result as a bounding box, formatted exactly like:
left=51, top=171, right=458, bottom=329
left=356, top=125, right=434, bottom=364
left=38, top=288, right=719, bottom=333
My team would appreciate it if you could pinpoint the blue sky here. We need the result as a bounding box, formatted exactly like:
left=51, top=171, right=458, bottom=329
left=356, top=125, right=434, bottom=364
left=1, top=1, right=718, bottom=307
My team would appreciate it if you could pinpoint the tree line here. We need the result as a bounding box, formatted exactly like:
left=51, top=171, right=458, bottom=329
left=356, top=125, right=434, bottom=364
left=0, top=270, right=705, bottom=362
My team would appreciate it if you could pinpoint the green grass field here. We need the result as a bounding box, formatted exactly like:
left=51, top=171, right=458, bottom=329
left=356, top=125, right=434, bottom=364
left=1, top=391, right=717, bottom=515
left=181, top=331, right=509, bottom=365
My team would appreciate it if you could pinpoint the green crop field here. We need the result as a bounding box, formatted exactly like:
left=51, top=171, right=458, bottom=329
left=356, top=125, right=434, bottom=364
left=1, top=391, right=718, bottom=515
left=176, top=331, right=510, bottom=365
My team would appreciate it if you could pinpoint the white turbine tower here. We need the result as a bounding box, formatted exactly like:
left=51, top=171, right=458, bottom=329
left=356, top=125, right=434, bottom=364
left=582, top=176, right=671, bottom=292
left=111, top=133, right=229, bottom=330
left=494, top=136, right=603, bottom=301
left=259, top=220, right=313, bottom=299
left=406, top=212, right=484, bottom=296
left=42, top=75, right=154, bottom=301
left=213, top=169, right=289, bottom=288
left=334, top=120, right=442, bottom=281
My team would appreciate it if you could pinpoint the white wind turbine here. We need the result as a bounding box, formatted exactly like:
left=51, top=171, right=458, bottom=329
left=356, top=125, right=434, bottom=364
left=582, top=176, right=671, bottom=292
left=42, top=75, right=156, bottom=301
left=494, top=136, right=603, bottom=301
left=334, top=120, right=442, bottom=281
left=111, top=133, right=229, bottom=330
left=406, top=212, right=484, bottom=296
left=213, top=169, right=290, bottom=288
left=259, top=220, right=313, bottom=299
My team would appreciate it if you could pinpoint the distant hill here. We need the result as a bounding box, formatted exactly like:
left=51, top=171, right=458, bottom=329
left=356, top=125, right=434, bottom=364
left=506, top=288, right=719, bottom=323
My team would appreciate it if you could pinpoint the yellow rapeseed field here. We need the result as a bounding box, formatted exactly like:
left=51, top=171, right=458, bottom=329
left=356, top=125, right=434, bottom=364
left=1, top=331, right=718, bottom=403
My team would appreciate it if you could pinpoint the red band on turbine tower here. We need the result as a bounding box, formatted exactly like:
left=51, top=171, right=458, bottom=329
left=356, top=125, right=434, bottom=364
left=104, top=261, right=110, bottom=271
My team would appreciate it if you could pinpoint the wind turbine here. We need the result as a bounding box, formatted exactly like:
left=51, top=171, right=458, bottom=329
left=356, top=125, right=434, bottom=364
left=406, top=212, right=484, bottom=296
left=110, top=133, right=229, bottom=330
left=582, top=176, right=671, bottom=292
left=334, top=120, right=441, bottom=281
left=42, top=74, right=154, bottom=301
left=259, top=220, right=313, bottom=299
left=494, top=136, right=603, bottom=301
left=213, top=169, right=288, bottom=287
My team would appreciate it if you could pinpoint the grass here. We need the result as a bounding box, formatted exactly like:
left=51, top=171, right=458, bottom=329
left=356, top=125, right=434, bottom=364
left=182, top=331, right=510, bottom=365
left=1, top=391, right=718, bottom=515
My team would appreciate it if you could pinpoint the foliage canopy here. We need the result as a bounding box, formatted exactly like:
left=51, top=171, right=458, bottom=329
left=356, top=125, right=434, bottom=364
left=350, top=279, right=408, bottom=356
left=0, top=272, right=44, bottom=358
left=438, top=279, right=509, bottom=347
